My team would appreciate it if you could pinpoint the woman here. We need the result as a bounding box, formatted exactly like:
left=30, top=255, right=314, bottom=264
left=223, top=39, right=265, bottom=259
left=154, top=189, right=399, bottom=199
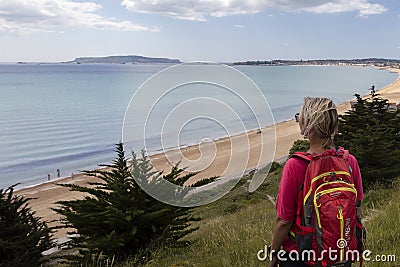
left=268, top=97, right=364, bottom=267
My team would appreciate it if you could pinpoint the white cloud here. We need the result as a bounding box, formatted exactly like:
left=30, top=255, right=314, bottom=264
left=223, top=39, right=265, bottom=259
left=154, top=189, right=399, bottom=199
left=0, top=0, right=158, bottom=34
left=301, top=0, right=387, bottom=17
left=121, top=0, right=272, bottom=21
left=121, top=0, right=387, bottom=20
left=233, top=24, right=245, bottom=28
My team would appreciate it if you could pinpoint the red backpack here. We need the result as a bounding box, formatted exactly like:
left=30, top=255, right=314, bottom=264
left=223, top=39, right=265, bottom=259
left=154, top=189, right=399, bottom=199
left=290, top=149, right=363, bottom=266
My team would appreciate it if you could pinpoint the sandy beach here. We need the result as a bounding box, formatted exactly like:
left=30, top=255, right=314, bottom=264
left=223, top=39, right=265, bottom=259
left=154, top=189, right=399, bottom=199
left=17, top=67, right=400, bottom=238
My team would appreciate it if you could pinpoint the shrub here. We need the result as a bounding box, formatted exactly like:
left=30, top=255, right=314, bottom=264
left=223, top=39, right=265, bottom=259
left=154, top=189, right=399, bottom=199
left=288, top=139, right=310, bottom=156
left=0, top=186, right=52, bottom=267
left=54, top=143, right=214, bottom=263
left=335, top=92, right=400, bottom=187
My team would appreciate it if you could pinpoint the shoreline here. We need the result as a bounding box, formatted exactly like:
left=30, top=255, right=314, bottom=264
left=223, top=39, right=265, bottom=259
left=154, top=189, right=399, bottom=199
left=140, top=66, right=400, bottom=184
left=16, top=66, right=400, bottom=238
left=11, top=64, right=398, bottom=191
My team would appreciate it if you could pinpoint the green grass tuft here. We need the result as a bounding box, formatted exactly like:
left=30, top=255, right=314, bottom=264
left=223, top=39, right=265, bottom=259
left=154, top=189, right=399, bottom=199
left=361, top=181, right=400, bottom=267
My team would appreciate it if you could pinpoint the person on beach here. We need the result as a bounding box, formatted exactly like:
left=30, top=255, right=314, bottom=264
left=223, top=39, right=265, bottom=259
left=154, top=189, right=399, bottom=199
left=57, top=168, right=60, bottom=178
left=268, top=97, right=364, bottom=267
left=47, top=173, right=51, bottom=181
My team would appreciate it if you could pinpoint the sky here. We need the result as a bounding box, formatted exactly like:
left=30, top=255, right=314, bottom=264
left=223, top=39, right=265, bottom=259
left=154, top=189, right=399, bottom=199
left=0, top=0, right=399, bottom=62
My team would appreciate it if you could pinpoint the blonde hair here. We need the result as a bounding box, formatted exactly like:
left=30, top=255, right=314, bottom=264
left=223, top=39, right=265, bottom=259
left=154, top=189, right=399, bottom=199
left=299, top=97, right=338, bottom=150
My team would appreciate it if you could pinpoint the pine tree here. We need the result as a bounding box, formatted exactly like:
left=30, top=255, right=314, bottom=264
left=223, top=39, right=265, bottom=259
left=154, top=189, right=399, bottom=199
left=0, top=186, right=52, bottom=267
left=53, top=143, right=215, bottom=262
left=335, top=91, right=400, bottom=187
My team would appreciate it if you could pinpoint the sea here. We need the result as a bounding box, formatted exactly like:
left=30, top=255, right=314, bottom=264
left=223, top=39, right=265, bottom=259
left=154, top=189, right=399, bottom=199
left=0, top=63, right=398, bottom=189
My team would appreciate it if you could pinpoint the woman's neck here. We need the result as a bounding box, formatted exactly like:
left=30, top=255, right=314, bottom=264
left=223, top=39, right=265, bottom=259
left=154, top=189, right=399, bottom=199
left=307, top=133, right=333, bottom=154
left=307, top=144, right=326, bottom=155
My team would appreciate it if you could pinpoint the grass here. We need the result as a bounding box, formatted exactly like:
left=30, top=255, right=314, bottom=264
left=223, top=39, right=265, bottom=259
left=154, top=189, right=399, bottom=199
left=118, top=166, right=283, bottom=267
left=134, top=200, right=274, bottom=267
left=361, top=180, right=400, bottom=267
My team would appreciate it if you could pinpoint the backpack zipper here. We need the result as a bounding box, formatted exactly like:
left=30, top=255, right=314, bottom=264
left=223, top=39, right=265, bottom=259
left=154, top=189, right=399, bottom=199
left=337, top=205, right=345, bottom=262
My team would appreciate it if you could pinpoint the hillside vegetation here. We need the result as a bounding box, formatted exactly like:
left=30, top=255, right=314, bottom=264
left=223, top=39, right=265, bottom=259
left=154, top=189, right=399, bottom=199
left=120, top=166, right=283, bottom=267
left=117, top=165, right=399, bottom=267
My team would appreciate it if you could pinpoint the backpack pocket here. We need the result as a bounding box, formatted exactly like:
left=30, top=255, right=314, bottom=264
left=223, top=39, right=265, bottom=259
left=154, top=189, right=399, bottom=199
left=296, top=227, right=313, bottom=250
left=314, top=182, right=358, bottom=264
left=295, top=226, right=315, bottom=262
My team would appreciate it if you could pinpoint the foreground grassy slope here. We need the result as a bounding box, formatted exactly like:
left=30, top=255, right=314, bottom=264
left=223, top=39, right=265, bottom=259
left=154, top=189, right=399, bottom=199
left=119, top=166, right=400, bottom=267
left=120, top=166, right=282, bottom=267
left=362, top=179, right=400, bottom=267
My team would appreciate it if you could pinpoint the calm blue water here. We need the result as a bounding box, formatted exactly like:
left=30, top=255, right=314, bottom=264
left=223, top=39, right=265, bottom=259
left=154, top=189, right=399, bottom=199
left=0, top=63, right=397, bottom=189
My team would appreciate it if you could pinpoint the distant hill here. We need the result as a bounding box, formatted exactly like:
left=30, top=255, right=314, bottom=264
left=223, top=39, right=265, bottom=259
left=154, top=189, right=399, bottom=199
left=233, top=58, right=400, bottom=68
left=66, top=55, right=181, bottom=64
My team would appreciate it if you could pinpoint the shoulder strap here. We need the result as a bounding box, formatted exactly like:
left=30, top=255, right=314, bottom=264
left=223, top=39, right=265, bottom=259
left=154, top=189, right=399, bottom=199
left=291, top=152, right=313, bottom=162
left=335, top=146, right=349, bottom=159
left=293, top=149, right=349, bottom=161
left=290, top=151, right=312, bottom=233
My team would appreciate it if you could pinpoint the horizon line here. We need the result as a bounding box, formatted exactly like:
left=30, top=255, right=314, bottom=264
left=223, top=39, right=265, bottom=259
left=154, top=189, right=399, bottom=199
left=1, top=56, right=400, bottom=65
